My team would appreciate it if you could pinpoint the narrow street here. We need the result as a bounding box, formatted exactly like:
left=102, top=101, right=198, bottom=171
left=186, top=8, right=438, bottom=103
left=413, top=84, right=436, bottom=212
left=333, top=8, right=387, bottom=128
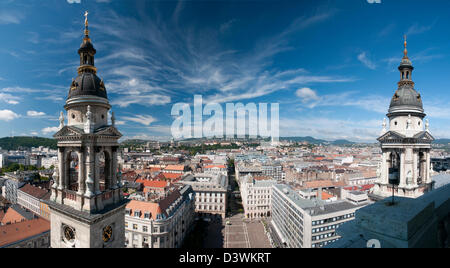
left=183, top=166, right=272, bottom=248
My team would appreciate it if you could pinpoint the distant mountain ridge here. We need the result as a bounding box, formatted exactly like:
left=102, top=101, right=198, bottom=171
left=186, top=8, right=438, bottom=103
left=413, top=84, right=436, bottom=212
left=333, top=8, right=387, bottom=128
left=3, top=136, right=450, bottom=150
left=434, top=139, right=450, bottom=144
left=279, top=136, right=356, bottom=145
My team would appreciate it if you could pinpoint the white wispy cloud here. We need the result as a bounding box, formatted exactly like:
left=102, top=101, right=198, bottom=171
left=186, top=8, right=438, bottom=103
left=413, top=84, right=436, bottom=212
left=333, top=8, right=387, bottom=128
left=296, top=88, right=389, bottom=113
left=406, top=19, right=438, bottom=36
left=0, top=110, right=19, bottom=122
left=27, top=111, right=46, bottom=117
left=0, top=11, right=24, bottom=25
left=357, top=52, right=377, bottom=70
left=111, top=94, right=171, bottom=108
left=147, top=125, right=173, bottom=136
left=382, top=47, right=445, bottom=72
left=220, top=19, right=238, bottom=33
left=90, top=8, right=348, bottom=107
left=1, top=85, right=65, bottom=104
left=296, top=88, right=320, bottom=103
left=0, top=93, right=20, bottom=105
left=122, top=115, right=157, bottom=126
left=1, top=86, right=52, bottom=94
left=42, top=126, right=59, bottom=135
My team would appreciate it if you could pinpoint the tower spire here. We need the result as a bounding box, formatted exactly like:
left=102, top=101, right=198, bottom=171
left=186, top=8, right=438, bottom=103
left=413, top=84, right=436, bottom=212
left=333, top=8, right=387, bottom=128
left=398, top=36, right=414, bottom=86
left=84, top=11, right=90, bottom=42
left=77, top=11, right=97, bottom=75
left=403, top=35, right=408, bottom=58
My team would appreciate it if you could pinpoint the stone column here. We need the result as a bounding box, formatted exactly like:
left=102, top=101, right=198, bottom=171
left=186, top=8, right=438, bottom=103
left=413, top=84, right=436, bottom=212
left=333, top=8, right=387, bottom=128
left=94, top=148, right=101, bottom=194
left=426, top=150, right=432, bottom=184
left=57, top=147, right=65, bottom=190
left=112, top=147, right=118, bottom=189
left=106, top=147, right=113, bottom=190
left=64, top=149, right=69, bottom=190
left=77, top=148, right=85, bottom=196
left=383, top=151, right=389, bottom=184
left=399, top=150, right=406, bottom=188
left=84, top=145, right=95, bottom=198
left=412, top=151, right=418, bottom=187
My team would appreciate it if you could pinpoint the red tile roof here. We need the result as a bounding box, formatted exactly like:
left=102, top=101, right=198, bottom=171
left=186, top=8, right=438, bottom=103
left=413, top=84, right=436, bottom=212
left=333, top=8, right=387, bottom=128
left=126, top=189, right=181, bottom=220
left=126, top=200, right=162, bottom=220
left=1, top=208, right=27, bottom=225
left=253, top=175, right=273, bottom=181
left=161, top=173, right=182, bottom=180
left=135, top=179, right=169, bottom=189
left=344, top=184, right=374, bottom=192
left=204, top=165, right=226, bottom=169
left=0, top=218, right=50, bottom=247
left=19, top=184, right=49, bottom=199
left=319, top=191, right=335, bottom=200
left=361, top=184, right=375, bottom=191
left=164, top=165, right=185, bottom=171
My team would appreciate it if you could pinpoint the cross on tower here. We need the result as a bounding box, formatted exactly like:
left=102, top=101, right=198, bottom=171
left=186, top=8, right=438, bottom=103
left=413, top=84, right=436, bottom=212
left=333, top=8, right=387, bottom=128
left=84, top=11, right=89, bottom=26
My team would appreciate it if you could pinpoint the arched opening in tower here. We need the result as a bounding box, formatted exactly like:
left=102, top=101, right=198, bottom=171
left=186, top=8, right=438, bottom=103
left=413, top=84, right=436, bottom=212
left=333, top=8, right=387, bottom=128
left=418, top=152, right=425, bottom=185
left=67, top=151, right=79, bottom=192
left=98, top=151, right=111, bottom=191
left=388, top=151, right=400, bottom=185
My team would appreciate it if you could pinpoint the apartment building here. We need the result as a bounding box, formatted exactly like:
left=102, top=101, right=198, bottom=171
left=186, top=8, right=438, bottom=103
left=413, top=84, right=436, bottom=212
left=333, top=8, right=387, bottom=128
left=203, top=164, right=228, bottom=176
left=180, top=173, right=228, bottom=219
left=124, top=184, right=195, bottom=248
left=240, top=174, right=276, bottom=220
left=271, top=184, right=364, bottom=248
left=17, top=184, right=51, bottom=217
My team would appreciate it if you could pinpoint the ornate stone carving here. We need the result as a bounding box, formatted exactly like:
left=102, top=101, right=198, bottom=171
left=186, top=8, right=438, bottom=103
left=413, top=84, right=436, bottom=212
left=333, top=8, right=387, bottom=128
left=59, top=111, right=65, bottom=130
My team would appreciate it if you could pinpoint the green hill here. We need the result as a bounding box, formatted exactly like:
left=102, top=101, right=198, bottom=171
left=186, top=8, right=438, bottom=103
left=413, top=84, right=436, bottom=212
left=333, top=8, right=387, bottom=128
left=279, top=136, right=328, bottom=144
left=0, top=136, right=57, bottom=150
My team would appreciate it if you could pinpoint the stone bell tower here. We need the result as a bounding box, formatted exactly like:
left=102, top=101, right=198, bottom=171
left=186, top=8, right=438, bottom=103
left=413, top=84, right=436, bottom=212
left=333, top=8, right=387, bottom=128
left=373, top=37, right=434, bottom=199
left=45, top=11, right=127, bottom=248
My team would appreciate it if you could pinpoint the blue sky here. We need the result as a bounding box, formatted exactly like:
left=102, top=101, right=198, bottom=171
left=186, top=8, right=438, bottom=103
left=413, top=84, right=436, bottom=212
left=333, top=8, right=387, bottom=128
left=1, top=0, right=450, bottom=142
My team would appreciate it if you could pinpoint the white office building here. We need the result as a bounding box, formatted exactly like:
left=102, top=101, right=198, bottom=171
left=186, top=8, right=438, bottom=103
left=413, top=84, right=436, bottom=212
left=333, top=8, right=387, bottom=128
left=271, top=184, right=365, bottom=248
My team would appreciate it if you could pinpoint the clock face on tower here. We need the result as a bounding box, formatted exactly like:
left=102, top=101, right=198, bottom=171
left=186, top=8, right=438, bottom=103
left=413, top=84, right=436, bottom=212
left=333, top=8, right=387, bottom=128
left=63, top=225, right=76, bottom=243
left=102, top=225, right=113, bottom=242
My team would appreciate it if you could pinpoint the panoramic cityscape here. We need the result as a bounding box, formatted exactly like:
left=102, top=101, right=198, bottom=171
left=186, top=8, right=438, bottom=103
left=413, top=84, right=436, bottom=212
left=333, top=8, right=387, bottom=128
left=0, top=0, right=449, bottom=255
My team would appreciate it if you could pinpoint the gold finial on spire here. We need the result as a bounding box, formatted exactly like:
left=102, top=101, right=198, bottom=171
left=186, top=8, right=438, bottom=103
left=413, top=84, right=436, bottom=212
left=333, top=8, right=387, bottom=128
left=403, top=35, right=408, bottom=58
left=84, top=10, right=89, bottom=27
left=83, top=11, right=90, bottom=41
